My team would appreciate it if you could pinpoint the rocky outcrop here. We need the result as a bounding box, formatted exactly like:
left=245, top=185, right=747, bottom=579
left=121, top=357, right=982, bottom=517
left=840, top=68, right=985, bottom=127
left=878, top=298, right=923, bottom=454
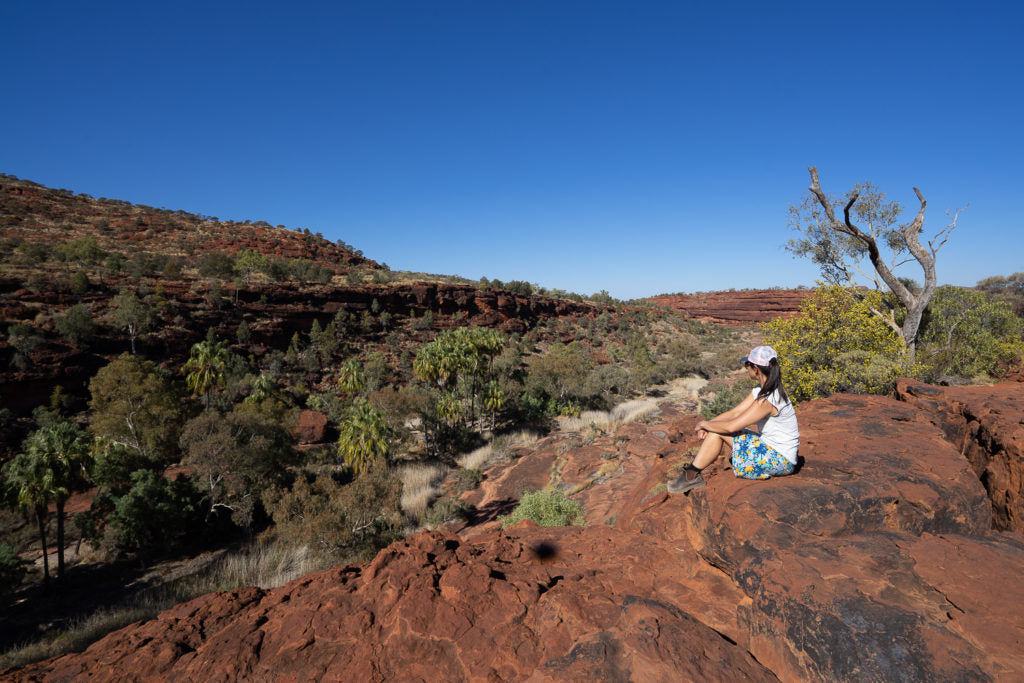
left=647, top=289, right=809, bottom=325
left=895, top=378, right=1024, bottom=533
left=9, top=383, right=1024, bottom=681
left=295, top=410, right=328, bottom=444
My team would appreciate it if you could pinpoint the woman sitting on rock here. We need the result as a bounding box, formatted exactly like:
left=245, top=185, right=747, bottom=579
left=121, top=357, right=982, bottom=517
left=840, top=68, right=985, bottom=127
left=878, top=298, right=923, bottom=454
left=668, top=345, right=799, bottom=494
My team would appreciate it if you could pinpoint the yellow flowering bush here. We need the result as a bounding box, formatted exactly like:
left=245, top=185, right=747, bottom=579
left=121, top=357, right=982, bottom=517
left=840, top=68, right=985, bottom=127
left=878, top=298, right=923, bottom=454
left=762, top=285, right=911, bottom=403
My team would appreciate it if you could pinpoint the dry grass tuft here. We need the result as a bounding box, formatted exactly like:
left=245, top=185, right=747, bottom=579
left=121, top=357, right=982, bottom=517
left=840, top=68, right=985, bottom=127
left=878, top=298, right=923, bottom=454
left=399, top=464, right=449, bottom=521
left=557, top=399, right=660, bottom=433
left=502, top=429, right=541, bottom=448
left=0, top=539, right=329, bottom=671
left=457, top=444, right=495, bottom=471
left=201, top=541, right=322, bottom=591
left=608, top=399, right=659, bottom=426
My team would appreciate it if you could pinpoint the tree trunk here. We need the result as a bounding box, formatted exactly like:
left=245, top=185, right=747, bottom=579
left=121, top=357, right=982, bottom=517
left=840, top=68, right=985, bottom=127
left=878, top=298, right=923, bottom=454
left=36, top=507, right=50, bottom=587
left=56, top=498, right=66, bottom=580
left=807, top=166, right=944, bottom=363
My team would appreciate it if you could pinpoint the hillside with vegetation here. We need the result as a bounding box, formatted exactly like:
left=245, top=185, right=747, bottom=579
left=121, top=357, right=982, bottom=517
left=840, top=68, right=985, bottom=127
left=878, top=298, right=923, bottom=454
left=0, top=174, right=757, bottom=665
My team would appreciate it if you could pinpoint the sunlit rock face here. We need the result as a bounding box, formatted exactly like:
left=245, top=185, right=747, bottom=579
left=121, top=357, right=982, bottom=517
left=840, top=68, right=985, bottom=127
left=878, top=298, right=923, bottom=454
left=647, top=289, right=810, bottom=325
left=8, top=381, right=1024, bottom=681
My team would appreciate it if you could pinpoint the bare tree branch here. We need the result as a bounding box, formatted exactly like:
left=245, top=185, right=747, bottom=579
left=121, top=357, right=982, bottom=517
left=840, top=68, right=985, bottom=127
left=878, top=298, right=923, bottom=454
left=929, top=206, right=964, bottom=258
left=802, top=167, right=958, bottom=360
left=869, top=306, right=904, bottom=338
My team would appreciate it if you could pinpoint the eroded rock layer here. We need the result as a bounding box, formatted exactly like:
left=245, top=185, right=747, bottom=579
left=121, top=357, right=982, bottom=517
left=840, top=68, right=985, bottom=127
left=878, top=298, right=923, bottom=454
left=8, top=383, right=1024, bottom=681
left=896, top=378, right=1024, bottom=533
left=646, top=289, right=809, bottom=325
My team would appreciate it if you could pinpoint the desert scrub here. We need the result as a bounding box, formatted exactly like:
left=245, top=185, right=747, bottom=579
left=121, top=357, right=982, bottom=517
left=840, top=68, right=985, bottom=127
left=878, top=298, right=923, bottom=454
left=422, top=497, right=473, bottom=528
left=699, top=381, right=754, bottom=419
left=454, top=467, right=483, bottom=492
left=499, top=489, right=584, bottom=528
left=762, top=285, right=911, bottom=402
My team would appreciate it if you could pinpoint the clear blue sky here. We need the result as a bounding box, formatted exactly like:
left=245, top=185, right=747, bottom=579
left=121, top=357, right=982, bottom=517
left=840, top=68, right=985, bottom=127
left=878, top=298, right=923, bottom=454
left=2, top=1, right=1021, bottom=299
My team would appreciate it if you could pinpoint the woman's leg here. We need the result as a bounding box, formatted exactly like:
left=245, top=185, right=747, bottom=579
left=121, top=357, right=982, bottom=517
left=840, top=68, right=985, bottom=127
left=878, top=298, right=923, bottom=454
left=691, top=432, right=734, bottom=470
left=668, top=431, right=734, bottom=494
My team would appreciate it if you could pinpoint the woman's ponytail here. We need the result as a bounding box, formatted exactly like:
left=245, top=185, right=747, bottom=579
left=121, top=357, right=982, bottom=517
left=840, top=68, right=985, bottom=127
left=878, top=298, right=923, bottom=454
left=756, top=357, right=789, bottom=404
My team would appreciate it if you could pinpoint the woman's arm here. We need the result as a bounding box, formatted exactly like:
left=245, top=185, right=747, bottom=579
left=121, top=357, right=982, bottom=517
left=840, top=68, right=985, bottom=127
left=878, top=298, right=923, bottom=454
left=712, top=390, right=756, bottom=422
left=698, top=398, right=775, bottom=436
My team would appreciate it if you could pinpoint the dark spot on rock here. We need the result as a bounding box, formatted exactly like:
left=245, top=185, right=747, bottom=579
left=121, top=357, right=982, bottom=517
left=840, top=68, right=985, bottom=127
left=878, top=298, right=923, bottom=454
left=531, top=541, right=558, bottom=561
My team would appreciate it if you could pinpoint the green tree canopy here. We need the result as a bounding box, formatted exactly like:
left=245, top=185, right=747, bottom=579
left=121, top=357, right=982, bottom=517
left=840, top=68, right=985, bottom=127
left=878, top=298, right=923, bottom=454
left=180, top=407, right=297, bottom=528
left=183, top=336, right=230, bottom=408
left=525, top=342, right=591, bottom=402
left=108, top=290, right=154, bottom=355
left=233, top=249, right=269, bottom=284
left=3, top=450, right=58, bottom=585
left=788, top=167, right=964, bottom=360
left=55, top=304, right=97, bottom=347
left=88, top=353, right=182, bottom=466
left=20, top=422, right=93, bottom=579
left=337, top=357, right=366, bottom=396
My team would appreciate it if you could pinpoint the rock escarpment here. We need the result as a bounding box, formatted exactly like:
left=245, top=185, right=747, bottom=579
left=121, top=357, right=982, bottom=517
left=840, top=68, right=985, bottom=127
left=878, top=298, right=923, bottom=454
left=647, top=289, right=809, bottom=325
left=0, top=277, right=599, bottom=415
left=8, top=383, right=1024, bottom=681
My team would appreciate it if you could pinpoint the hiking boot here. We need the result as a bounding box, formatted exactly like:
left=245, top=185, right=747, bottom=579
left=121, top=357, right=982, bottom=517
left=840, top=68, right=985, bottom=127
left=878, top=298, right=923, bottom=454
left=667, top=467, right=705, bottom=494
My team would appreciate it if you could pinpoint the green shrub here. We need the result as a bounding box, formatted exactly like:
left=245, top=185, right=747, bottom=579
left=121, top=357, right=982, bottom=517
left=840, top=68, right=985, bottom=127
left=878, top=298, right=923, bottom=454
left=106, top=470, right=205, bottom=557
left=762, top=285, right=909, bottom=403
left=454, top=467, right=483, bottom=492
left=197, top=251, right=235, bottom=278
left=499, top=489, right=584, bottom=528
left=264, top=463, right=403, bottom=561
left=917, top=285, right=1024, bottom=380
left=55, top=304, right=97, bottom=346
left=699, top=381, right=754, bottom=419
left=70, top=271, right=90, bottom=294
left=0, top=543, right=27, bottom=600
left=422, top=497, right=473, bottom=528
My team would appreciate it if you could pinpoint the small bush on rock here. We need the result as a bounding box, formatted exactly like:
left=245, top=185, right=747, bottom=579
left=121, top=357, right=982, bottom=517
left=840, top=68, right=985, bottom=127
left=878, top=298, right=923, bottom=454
left=422, top=497, right=473, bottom=528
left=500, top=489, right=584, bottom=528
left=454, top=467, right=483, bottom=492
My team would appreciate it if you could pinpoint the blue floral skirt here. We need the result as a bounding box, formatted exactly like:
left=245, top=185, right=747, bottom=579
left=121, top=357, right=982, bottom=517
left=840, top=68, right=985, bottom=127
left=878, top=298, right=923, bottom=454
left=731, top=432, right=795, bottom=480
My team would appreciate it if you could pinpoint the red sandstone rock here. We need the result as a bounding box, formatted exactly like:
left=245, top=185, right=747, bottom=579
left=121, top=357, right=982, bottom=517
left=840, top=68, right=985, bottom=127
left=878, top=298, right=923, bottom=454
left=9, top=528, right=774, bottom=682
left=295, top=410, right=328, bottom=444
left=647, top=289, right=810, bottom=325
left=896, top=378, right=1024, bottom=533
left=8, top=383, right=1024, bottom=681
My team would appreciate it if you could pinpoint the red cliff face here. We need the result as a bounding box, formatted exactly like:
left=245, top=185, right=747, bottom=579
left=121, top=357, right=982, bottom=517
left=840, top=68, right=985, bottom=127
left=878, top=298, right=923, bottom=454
left=9, top=381, right=1024, bottom=681
left=647, top=289, right=810, bottom=325
left=0, top=277, right=601, bottom=416
left=895, top=378, right=1024, bottom=533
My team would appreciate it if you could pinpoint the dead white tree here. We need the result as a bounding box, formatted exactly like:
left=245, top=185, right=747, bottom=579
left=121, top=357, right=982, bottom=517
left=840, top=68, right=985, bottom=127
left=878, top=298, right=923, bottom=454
left=788, top=166, right=963, bottom=361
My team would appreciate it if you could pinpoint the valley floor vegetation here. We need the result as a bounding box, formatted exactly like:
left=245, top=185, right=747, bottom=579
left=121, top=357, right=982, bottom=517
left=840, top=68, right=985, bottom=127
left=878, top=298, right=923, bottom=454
left=0, top=242, right=752, bottom=665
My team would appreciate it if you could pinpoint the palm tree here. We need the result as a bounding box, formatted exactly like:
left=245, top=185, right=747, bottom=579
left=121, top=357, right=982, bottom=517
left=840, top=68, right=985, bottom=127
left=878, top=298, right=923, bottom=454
left=21, top=423, right=92, bottom=579
left=337, top=357, right=366, bottom=397
left=245, top=373, right=276, bottom=404
left=183, top=337, right=229, bottom=408
left=483, top=381, right=505, bottom=431
left=337, top=399, right=391, bottom=475
left=4, top=452, right=58, bottom=586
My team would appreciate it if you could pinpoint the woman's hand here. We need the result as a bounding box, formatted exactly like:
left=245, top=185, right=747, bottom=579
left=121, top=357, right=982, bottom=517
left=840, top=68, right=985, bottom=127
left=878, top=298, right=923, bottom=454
left=696, top=420, right=710, bottom=439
